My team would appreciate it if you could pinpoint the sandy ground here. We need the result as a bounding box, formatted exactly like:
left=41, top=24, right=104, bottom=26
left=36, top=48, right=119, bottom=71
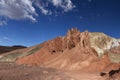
left=0, top=62, right=103, bottom=80
left=0, top=62, right=75, bottom=80
left=65, top=71, right=102, bottom=80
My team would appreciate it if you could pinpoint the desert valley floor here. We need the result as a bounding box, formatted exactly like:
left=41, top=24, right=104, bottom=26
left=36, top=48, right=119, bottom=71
left=0, top=62, right=103, bottom=80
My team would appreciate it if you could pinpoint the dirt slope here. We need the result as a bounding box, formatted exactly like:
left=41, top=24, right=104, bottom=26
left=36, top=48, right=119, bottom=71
left=0, top=62, right=76, bottom=80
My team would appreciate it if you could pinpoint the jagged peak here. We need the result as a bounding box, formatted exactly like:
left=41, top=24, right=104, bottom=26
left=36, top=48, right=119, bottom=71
left=66, top=28, right=80, bottom=36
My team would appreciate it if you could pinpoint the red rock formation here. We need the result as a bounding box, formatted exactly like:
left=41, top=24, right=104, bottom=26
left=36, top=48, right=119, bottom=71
left=46, top=28, right=90, bottom=53
left=46, top=28, right=81, bottom=53
left=16, top=28, right=98, bottom=70
left=15, top=28, right=120, bottom=71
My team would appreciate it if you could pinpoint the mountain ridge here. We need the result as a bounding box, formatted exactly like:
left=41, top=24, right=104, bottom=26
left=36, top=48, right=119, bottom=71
left=0, top=45, right=27, bottom=54
left=0, top=28, right=120, bottom=72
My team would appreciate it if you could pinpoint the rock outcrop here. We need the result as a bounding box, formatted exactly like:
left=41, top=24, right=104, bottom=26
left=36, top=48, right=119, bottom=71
left=47, top=28, right=90, bottom=53
left=0, top=28, right=120, bottom=72
left=16, top=28, right=97, bottom=70
left=89, top=32, right=120, bottom=57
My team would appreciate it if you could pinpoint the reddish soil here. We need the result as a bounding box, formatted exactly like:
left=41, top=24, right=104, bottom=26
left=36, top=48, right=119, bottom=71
left=0, top=62, right=120, bottom=80
left=0, top=62, right=76, bottom=80
left=0, top=62, right=108, bottom=80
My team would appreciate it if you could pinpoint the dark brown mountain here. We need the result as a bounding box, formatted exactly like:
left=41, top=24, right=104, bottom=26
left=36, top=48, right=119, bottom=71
left=0, top=45, right=27, bottom=54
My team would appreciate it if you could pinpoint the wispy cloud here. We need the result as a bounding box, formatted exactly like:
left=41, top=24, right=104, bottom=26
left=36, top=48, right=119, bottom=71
left=88, top=0, right=92, bottom=3
left=3, top=37, right=9, bottom=40
left=0, top=0, right=75, bottom=25
left=0, top=0, right=37, bottom=22
left=0, top=20, right=7, bottom=26
left=0, top=36, right=9, bottom=43
left=34, top=0, right=52, bottom=15
left=50, top=0, right=75, bottom=12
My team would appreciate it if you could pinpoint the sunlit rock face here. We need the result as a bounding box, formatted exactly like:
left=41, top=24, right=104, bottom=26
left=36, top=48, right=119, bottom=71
left=89, top=32, right=120, bottom=57
left=47, top=28, right=90, bottom=53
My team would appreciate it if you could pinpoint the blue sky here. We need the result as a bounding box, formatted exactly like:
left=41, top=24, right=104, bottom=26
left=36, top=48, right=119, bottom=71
left=0, top=0, right=120, bottom=47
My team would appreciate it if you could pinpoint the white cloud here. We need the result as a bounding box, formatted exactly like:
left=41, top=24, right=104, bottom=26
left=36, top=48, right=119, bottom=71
left=35, top=0, right=75, bottom=15
left=40, top=6, right=52, bottom=15
left=0, top=0, right=37, bottom=22
left=50, top=0, right=75, bottom=12
left=0, top=0, right=75, bottom=25
left=34, top=0, right=52, bottom=15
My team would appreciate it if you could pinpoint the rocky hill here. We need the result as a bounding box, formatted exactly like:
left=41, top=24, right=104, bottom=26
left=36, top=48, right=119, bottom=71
left=0, top=28, right=120, bottom=72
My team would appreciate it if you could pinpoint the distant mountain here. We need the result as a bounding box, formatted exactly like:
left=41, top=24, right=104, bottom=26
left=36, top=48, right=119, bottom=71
left=0, top=45, right=27, bottom=54
left=0, top=28, right=120, bottom=72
